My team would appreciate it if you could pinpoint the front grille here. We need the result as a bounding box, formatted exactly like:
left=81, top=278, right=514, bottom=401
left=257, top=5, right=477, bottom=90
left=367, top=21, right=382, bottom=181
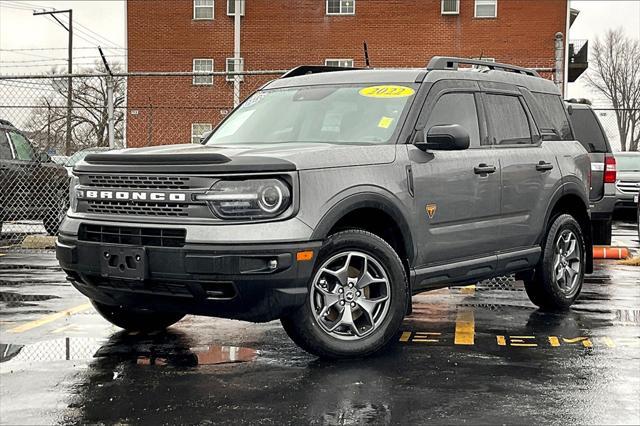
left=86, top=200, right=188, bottom=217
left=85, top=174, right=190, bottom=190
left=93, top=278, right=194, bottom=298
left=79, top=224, right=187, bottom=247
left=616, top=181, right=640, bottom=194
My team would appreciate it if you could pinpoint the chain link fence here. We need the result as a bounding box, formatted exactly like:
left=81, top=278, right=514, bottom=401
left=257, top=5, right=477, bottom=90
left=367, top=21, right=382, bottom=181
left=0, top=71, right=637, bottom=252
left=0, top=70, right=282, bottom=251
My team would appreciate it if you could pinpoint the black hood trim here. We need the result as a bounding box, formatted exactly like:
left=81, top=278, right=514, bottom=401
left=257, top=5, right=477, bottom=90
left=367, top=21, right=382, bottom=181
left=74, top=154, right=296, bottom=174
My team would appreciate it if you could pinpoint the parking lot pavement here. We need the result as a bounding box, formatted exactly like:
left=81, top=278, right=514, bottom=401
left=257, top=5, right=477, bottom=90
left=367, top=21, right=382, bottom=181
left=0, top=222, right=638, bottom=425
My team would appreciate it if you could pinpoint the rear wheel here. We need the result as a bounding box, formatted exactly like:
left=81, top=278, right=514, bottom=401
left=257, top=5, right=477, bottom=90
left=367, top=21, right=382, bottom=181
left=524, top=214, right=585, bottom=311
left=281, top=230, right=408, bottom=359
left=92, top=300, right=185, bottom=332
left=592, top=218, right=612, bottom=245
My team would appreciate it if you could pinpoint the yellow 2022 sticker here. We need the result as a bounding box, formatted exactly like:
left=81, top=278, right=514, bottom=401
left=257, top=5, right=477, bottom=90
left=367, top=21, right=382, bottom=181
left=359, top=85, right=415, bottom=98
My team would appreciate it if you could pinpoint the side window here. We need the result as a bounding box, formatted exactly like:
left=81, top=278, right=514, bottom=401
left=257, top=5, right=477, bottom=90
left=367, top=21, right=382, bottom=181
left=568, top=108, right=610, bottom=153
left=8, top=131, right=36, bottom=161
left=0, top=131, right=12, bottom=160
left=532, top=93, right=573, bottom=140
left=484, top=94, right=532, bottom=145
left=425, top=93, right=481, bottom=147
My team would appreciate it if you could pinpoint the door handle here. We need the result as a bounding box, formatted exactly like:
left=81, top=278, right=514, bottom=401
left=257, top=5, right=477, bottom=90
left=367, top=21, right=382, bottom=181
left=474, top=163, right=496, bottom=175
left=536, top=161, right=554, bottom=172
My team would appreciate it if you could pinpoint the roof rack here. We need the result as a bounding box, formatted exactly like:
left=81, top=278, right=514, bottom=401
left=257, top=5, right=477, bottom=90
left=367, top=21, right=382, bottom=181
left=426, top=56, right=540, bottom=77
left=281, top=65, right=364, bottom=79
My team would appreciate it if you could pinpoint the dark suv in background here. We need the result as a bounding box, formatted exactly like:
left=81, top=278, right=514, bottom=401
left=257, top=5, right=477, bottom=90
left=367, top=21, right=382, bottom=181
left=566, top=101, right=617, bottom=245
left=0, top=119, right=69, bottom=236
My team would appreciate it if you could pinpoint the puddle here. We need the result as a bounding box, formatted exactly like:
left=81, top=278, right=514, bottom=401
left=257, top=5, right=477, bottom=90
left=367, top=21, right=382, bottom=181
left=136, top=345, right=258, bottom=367
left=0, top=338, right=104, bottom=365
left=0, top=291, right=60, bottom=302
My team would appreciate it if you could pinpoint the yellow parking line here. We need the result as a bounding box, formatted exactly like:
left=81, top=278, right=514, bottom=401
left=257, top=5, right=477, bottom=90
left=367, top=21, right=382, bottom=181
left=7, top=303, right=92, bottom=334
left=460, top=285, right=476, bottom=295
left=454, top=307, right=475, bottom=345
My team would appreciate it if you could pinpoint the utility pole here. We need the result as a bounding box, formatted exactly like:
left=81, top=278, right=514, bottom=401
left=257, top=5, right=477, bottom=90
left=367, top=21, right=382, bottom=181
left=98, top=47, right=115, bottom=149
left=233, top=0, right=242, bottom=107
left=34, top=9, right=73, bottom=155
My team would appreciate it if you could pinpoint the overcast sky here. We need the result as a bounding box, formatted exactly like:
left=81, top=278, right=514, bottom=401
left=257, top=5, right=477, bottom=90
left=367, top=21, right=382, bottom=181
left=0, top=0, right=639, bottom=102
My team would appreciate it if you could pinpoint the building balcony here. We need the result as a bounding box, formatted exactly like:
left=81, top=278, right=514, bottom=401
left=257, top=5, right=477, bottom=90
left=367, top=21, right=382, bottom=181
left=568, top=39, right=588, bottom=82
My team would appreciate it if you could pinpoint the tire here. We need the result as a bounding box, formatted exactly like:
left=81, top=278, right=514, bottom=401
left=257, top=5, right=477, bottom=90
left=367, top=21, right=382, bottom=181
left=591, top=218, right=612, bottom=245
left=524, top=214, right=586, bottom=311
left=281, top=230, right=408, bottom=359
left=43, top=188, right=68, bottom=236
left=92, top=300, right=185, bottom=332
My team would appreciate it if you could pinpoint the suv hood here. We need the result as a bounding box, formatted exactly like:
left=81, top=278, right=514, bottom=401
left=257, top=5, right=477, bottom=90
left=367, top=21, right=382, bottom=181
left=75, top=142, right=396, bottom=174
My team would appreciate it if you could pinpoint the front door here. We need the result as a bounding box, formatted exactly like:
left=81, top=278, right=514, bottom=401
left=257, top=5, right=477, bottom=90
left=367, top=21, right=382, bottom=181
left=409, top=87, right=502, bottom=267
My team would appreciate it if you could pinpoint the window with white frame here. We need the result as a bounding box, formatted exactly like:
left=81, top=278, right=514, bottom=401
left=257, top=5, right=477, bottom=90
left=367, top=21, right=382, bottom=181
left=191, top=123, right=212, bottom=144
left=326, top=0, right=355, bottom=15
left=441, top=0, right=460, bottom=14
left=226, top=57, right=244, bottom=81
left=475, top=0, right=497, bottom=18
left=193, top=59, right=214, bottom=85
left=227, top=0, right=245, bottom=16
left=194, top=0, right=214, bottom=20
left=325, top=59, right=354, bottom=68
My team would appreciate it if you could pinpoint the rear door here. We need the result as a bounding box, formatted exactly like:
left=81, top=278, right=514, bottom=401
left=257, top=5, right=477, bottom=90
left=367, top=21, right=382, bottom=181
left=482, top=88, right=562, bottom=250
left=409, top=80, right=502, bottom=266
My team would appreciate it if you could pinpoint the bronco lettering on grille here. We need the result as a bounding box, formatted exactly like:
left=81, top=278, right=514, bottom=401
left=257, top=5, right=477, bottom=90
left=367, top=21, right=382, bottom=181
left=77, top=190, right=187, bottom=202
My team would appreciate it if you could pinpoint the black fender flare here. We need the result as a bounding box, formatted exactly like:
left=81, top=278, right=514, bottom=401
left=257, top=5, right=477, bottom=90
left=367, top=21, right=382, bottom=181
left=310, top=190, right=416, bottom=266
left=541, top=179, right=593, bottom=273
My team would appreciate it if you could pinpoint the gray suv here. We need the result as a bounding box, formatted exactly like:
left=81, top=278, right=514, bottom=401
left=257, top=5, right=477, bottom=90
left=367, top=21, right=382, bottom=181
left=57, top=58, right=592, bottom=359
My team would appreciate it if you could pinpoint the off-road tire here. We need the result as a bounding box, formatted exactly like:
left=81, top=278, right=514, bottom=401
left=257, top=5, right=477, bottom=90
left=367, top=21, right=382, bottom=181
left=92, top=300, right=185, bottom=332
left=591, top=218, right=612, bottom=245
left=281, top=230, right=408, bottom=359
left=524, top=214, right=585, bottom=311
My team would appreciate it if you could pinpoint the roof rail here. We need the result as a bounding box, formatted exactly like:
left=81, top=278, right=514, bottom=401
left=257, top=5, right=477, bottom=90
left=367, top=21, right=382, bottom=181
left=426, top=56, right=540, bottom=77
left=0, top=119, right=14, bottom=127
left=281, top=65, right=364, bottom=79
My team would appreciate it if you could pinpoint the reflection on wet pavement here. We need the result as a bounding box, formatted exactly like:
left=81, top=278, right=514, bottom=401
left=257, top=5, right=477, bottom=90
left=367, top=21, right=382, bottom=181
left=0, top=221, right=638, bottom=425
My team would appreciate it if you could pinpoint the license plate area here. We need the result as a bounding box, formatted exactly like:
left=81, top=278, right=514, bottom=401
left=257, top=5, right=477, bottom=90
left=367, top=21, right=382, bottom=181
left=100, top=246, right=148, bottom=280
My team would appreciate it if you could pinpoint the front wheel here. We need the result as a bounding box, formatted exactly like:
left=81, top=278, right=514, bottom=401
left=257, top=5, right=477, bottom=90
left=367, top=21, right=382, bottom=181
left=281, top=230, right=408, bottom=359
left=43, top=188, right=68, bottom=236
left=92, top=301, right=185, bottom=332
left=524, top=214, right=586, bottom=311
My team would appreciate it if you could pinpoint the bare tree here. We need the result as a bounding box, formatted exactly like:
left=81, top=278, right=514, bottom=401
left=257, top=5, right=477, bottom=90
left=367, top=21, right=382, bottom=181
left=25, top=61, right=126, bottom=155
left=586, top=28, right=640, bottom=151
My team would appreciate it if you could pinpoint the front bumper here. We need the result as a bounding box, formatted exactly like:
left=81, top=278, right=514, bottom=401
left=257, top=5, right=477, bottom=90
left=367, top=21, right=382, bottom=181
left=57, top=235, right=322, bottom=322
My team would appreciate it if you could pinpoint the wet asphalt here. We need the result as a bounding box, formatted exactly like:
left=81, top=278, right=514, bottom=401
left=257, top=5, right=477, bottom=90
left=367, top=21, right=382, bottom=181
left=0, top=218, right=639, bottom=425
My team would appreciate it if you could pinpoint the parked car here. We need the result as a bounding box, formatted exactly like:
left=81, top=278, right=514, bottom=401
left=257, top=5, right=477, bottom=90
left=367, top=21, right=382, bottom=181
left=0, top=119, right=70, bottom=236
left=58, top=58, right=592, bottom=359
left=61, top=147, right=113, bottom=177
left=613, top=152, right=640, bottom=210
left=566, top=101, right=616, bottom=244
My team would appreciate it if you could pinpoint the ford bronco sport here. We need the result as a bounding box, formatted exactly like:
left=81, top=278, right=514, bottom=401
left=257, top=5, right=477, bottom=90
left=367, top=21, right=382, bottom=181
left=57, top=57, right=592, bottom=359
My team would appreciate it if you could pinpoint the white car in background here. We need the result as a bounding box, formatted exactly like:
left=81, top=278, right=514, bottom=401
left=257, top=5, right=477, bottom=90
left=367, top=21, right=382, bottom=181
left=614, top=152, right=640, bottom=211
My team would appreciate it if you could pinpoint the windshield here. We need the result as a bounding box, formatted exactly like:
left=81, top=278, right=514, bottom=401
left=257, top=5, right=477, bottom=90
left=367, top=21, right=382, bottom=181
left=615, top=155, right=640, bottom=172
left=205, top=84, right=417, bottom=145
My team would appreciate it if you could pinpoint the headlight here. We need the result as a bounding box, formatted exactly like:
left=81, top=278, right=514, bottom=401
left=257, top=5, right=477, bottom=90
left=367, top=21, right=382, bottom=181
left=196, top=179, right=292, bottom=219
left=69, top=174, right=80, bottom=213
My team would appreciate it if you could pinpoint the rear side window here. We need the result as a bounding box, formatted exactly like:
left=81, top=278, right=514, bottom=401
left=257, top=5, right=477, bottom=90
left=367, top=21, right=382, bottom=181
left=484, top=94, right=532, bottom=145
left=568, top=108, right=610, bottom=153
left=425, top=93, right=481, bottom=147
left=0, top=131, right=12, bottom=160
left=532, top=93, right=573, bottom=140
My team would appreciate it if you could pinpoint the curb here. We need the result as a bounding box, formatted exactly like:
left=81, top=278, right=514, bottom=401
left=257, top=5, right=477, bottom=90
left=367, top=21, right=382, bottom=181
left=593, top=246, right=630, bottom=259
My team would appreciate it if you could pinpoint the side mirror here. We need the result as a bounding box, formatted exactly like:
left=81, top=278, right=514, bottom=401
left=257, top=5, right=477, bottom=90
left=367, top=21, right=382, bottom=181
left=415, top=124, right=470, bottom=151
left=38, top=151, right=51, bottom=163
left=200, top=130, right=213, bottom=144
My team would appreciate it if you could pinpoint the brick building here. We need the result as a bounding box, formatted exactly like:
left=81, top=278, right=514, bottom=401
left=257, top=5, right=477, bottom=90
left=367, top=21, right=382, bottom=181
left=126, top=0, right=586, bottom=147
